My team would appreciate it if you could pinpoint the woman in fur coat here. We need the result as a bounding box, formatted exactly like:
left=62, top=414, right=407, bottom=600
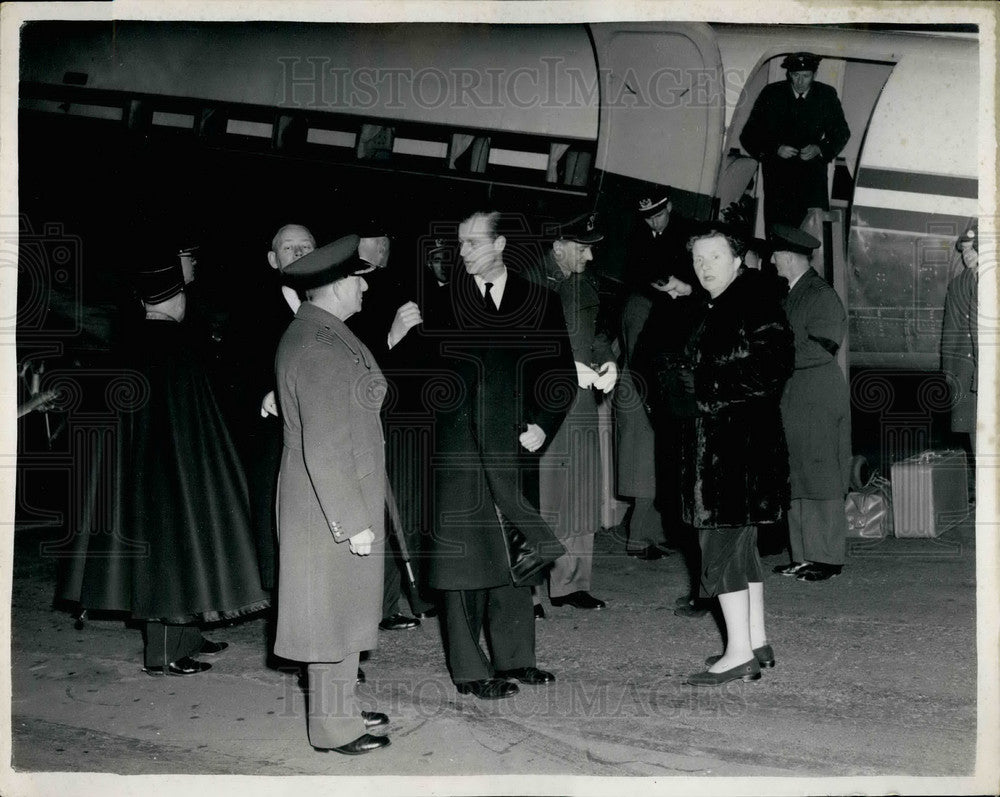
left=674, top=226, right=794, bottom=686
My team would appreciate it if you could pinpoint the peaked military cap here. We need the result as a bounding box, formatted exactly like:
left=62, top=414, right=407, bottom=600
left=636, top=185, right=671, bottom=216
left=281, top=234, right=371, bottom=290
left=770, top=224, right=821, bottom=255
left=781, top=52, right=822, bottom=72
left=427, top=236, right=450, bottom=254
left=136, top=240, right=188, bottom=304
left=956, top=218, right=978, bottom=251
left=555, top=211, right=603, bottom=244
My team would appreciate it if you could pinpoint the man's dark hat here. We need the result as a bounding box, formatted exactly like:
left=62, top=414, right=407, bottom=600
left=956, top=218, right=978, bottom=252
left=136, top=242, right=185, bottom=304
left=781, top=52, right=821, bottom=72
left=281, top=234, right=371, bottom=290
left=427, top=237, right=450, bottom=255
left=636, top=185, right=671, bottom=216
left=554, top=211, right=603, bottom=245
left=137, top=262, right=185, bottom=304
left=770, top=224, right=820, bottom=255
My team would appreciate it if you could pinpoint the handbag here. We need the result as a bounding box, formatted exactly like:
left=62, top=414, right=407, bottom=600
left=845, top=474, right=893, bottom=539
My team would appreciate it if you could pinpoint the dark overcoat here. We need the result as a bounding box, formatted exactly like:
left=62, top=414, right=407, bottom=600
left=780, top=269, right=852, bottom=498
left=623, top=215, right=699, bottom=288
left=426, top=268, right=575, bottom=591
left=219, top=271, right=296, bottom=589
left=678, top=271, right=795, bottom=528
left=740, top=80, right=850, bottom=228
left=274, top=302, right=386, bottom=662
left=615, top=291, right=657, bottom=498
left=56, top=320, right=270, bottom=624
left=941, top=267, right=978, bottom=435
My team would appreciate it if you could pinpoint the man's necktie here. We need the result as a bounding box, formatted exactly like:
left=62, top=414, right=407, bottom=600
left=483, top=282, right=496, bottom=312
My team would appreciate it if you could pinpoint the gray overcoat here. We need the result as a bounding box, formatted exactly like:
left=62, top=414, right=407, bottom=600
left=273, top=302, right=386, bottom=662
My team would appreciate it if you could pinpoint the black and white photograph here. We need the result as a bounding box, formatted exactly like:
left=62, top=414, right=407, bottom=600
left=1, top=1, right=997, bottom=795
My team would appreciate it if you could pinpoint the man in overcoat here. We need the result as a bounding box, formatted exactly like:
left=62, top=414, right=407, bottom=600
left=526, top=212, right=616, bottom=611
left=222, top=223, right=316, bottom=591
left=941, top=220, right=979, bottom=455
left=770, top=225, right=852, bottom=583
left=345, top=219, right=426, bottom=632
left=426, top=209, right=575, bottom=699
left=618, top=187, right=699, bottom=563
left=740, top=52, right=850, bottom=233
left=274, top=235, right=391, bottom=755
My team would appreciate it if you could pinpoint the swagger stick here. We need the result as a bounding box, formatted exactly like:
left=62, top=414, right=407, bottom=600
left=384, top=475, right=418, bottom=593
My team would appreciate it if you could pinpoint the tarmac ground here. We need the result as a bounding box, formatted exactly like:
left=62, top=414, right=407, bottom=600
left=3, top=513, right=989, bottom=795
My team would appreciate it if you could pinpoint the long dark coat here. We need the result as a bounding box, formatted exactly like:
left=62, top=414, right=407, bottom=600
left=780, top=269, right=852, bottom=498
left=56, top=320, right=270, bottom=624
left=426, top=268, right=575, bottom=591
left=677, top=271, right=794, bottom=528
left=219, top=271, right=296, bottom=590
left=274, top=302, right=386, bottom=662
left=740, top=80, right=850, bottom=229
left=941, top=267, right=978, bottom=435
left=615, top=291, right=657, bottom=498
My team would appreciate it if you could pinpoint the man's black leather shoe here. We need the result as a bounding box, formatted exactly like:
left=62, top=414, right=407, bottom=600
left=144, top=656, right=211, bottom=676
left=362, top=711, right=389, bottom=728
left=357, top=668, right=366, bottom=683
left=797, top=563, right=843, bottom=582
left=495, top=666, right=555, bottom=685
left=416, top=607, right=438, bottom=620
left=199, top=639, right=229, bottom=656
left=550, top=591, right=606, bottom=610
left=627, top=545, right=667, bottom=560
left=773, top=561, right=811, bottom=576
left=533, top=604, right=545, bottom=620
left=379, top=613, right=420, bottom=631
left=455, top=678, right=519, bottom=699
left=315, top=733, right=391, bottom=755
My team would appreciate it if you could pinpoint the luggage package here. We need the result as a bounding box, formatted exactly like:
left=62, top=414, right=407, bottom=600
left=890, top=450, right=970, bottom=538
left=845, top=475, right=892, bottom=539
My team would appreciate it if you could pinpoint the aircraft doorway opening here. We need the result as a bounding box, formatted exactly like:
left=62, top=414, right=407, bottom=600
left=716, top=53, right=894, bottom=374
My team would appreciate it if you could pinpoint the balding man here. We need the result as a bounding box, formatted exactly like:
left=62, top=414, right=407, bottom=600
left=222, top=223, right=315, bottom=592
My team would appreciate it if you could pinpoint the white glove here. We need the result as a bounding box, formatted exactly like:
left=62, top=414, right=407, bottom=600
left=519, top=423, right=547, bottom=453
left=575, top=361, right=599, bottom=389
left=260, top=390, right=278, bottom=418
left=387, top=301, right=422, bottom=349
left=349, top=528, right=375, bottom=555
left=592, top=361, right=618, bottom=393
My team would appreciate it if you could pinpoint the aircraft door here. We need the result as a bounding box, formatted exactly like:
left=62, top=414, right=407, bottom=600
left=588, top=22, right=725, bottom=212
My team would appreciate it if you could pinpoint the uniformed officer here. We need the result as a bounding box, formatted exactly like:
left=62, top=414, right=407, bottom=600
left=274, top=235, right=391, bottom=755
left=740, top=52, right=851, bottom=233
left=526, top=211, right=616, bottom=611
left=942, top=220, right=979, bottom=455
left=769, top=224, right=851, bottom=583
